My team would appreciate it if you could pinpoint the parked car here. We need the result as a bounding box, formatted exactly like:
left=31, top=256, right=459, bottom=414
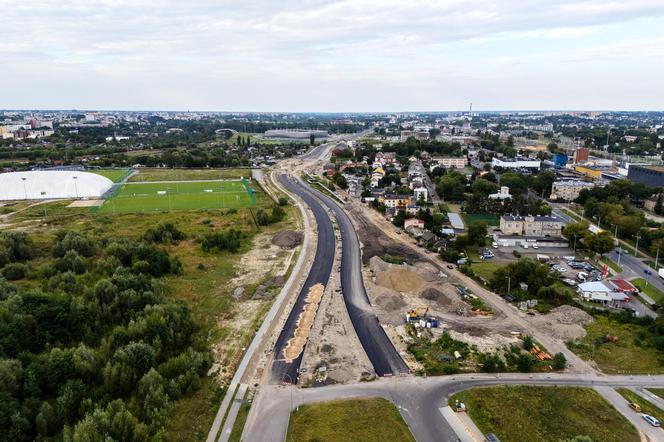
left=532, top=244, right=539, bottom=249
left=492, top=242, right=498, bottom=249
left=522, top=243, right=529, bottom=249
left=447, top=264, right=455, bottom=269
left=642, top=414, right=660, bottom=427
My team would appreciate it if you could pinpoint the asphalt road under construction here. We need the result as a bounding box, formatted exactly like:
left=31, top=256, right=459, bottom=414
left=312, top=186, right=409, bottom=377
left=269, top=175, right=336, bottom=384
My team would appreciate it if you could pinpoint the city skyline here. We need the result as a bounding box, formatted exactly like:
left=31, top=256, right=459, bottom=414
left=2, top=0, right=664, bottom=111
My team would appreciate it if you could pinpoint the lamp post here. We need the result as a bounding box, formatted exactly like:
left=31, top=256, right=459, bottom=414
left=656, top=247, right=660, bottom=270
left=73, top=176, right=79, bottom=198
left=635, top=235, right=641, bottom=259
left=21, top=177, right=27, bottom=199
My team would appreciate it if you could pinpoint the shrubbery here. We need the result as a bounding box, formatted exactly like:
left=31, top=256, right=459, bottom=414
left=0, top=226, right=208, bottom=440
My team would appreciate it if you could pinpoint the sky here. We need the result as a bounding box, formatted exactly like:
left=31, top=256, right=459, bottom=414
left=2, top=0, right=664, bottom=112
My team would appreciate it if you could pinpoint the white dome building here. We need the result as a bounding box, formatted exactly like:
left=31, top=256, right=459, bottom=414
left=0, top=171, right=114, bottom=200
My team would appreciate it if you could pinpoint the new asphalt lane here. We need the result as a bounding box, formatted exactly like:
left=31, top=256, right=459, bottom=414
left=269, top=175, right=335, bottom=384
left=312, top=187, right=410, bottom=377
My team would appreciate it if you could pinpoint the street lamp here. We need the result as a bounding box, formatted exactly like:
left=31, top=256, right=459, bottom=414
left=73, top=176, right=79, bottom=198
left=635, top=235, right=641, bottom=259
left=21, top=177, right=27, bottom=199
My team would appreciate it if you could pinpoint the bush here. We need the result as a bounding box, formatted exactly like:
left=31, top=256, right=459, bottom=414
left=552, top=352, right=567, bottom=370
left=142, top=223, right=185, bottom=244
left=512, top=250, right=521, bottom=258
left=201, top=230, right=243, bottom=253
left=2, top=263, right=28, bottom=280
left=278, top=197, right=289, bottom=206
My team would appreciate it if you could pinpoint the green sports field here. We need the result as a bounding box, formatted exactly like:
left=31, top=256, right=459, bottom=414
left=98, top=180, right=255, bottom=213
left=91, top=169, right=131, bottom=183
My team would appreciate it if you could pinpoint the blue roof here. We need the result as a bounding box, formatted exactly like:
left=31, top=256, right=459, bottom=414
left=448, top=212, right=465, bottom=230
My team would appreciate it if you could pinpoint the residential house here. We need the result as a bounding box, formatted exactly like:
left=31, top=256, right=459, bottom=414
left=550, top=180, right=595, bottom=201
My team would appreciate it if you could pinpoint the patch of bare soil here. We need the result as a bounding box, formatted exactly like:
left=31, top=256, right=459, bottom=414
left=230, top=232, right=295, bottom=288
left=348, top=203, right=427, bottom=265
left=300, top=261, right=375, bottom=384
left=528, top=305, right=595, bottom=341
left=447, top=330, right=520, bottom=353
left=210, top=299, right=264, bottom=384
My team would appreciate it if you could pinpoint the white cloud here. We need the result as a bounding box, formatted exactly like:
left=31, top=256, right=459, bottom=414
left=0, top=0, right=663, bottom=110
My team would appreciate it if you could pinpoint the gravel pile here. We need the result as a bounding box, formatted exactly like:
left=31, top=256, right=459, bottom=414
left=271, top=231, right=303, bottom=248
left=529, top=305, right=595, bottom=341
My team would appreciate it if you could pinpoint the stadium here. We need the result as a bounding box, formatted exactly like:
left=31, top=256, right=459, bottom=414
left=0, top=171, right=113, bottom=200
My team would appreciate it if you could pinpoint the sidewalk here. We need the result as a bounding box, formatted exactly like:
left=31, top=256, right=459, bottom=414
left=439, top=406, right=485, bottom=442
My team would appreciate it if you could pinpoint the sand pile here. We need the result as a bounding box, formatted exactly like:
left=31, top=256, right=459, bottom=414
left=283, top=283, right=324, bottom=362
left=272, top=231, right=303, bottom=248
left=369, top=256, right=391, bottom=273
left=529, top=305, right=595, bottom=341
left=375, top=268, right=426, bottom=293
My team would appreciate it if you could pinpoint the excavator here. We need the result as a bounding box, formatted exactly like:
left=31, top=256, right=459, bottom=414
left=405, top=306, right=429, bottom=322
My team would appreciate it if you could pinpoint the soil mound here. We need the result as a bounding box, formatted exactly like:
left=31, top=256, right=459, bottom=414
left=375, top=268, right=426, bottom=293
left=272, top=231, right=303, bottom=248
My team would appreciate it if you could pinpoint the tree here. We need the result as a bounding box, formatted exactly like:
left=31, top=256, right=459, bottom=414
left=499, top=173, right=528, bottom=195
left=562, top=222, right=589, bottom=247
left=552, top=352, right=567, bottom=370
left=516, top=353, right=536, bottom=372
left=309, top=134, right=315, bottom=145
left=521, top=335, right=534, bottom=351
left=584, top=231, right=615, bottom=257
left=467, top=221, right=488, bottom=246
left=656, top=194, right=664, bottom=216
left=531, top=171, right=556, bottom=198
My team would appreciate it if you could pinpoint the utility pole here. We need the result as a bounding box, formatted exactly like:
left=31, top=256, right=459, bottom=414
left=507, top=276, right=511, bottom=295
left=615, top=225, right=622, bottom=267
left=656, top=247, right=660, bottom=270
left=635, top=235, right=641, bottom=258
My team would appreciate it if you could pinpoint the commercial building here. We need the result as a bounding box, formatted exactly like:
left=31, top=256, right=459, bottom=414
left=552, top=153, right=568, bottom=168
left=574, top=165, right=611, bottom=179
left=431, top=157, right=468, bottom=169
left=500, top=215, right=563, bottom=237
left=627, top=165, right=664, bottom=188
left=573, top=148, right=589, bottom=164
left=550, top=180, right=595, bottom=201
left=491, top=157, right=541, bottom=171
left=577, top=281, right=630, bottom=305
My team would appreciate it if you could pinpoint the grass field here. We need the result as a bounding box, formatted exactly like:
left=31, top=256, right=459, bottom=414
left=128, top=168, right=251, bottom=182
left=286, top=398, right=414, bottom=442
left=647, top=388, right=664, bottom=399
left=99, top=181, right=255, bottom=213
left=463, top=213, right=500, bottom=226
left=617, top=388, right=664, bottom=423
left=90, top=168, right=131, bottom=183
left=632, top=278, right=664, bottom=304
left=450, top=386, right=638, bottom=442
left=600, top=256, right=623, bottom=273
left=568, top=316, right=664, bottom=374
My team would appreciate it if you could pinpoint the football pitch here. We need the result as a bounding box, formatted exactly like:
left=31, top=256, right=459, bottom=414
left=98, top=180, right=256, bottom=213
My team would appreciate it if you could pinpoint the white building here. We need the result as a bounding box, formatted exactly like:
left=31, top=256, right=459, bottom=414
left=0, top=171, right=113, bottom=200
left=491, top=157, right=541, bottom=170
left=489, top=186, right=511, bottom=200
left=432, top=157, right=468, bottom=169
left=414, top=187, right=428, bottom=202
left=577, top=281, right=630, bottom=304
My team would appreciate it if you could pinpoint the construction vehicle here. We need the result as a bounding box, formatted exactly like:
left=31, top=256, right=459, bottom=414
left=405, top=306, right=429, bottom=322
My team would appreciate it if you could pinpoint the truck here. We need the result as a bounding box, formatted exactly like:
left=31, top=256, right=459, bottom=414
left=659, top=268, right=664, bottom=280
